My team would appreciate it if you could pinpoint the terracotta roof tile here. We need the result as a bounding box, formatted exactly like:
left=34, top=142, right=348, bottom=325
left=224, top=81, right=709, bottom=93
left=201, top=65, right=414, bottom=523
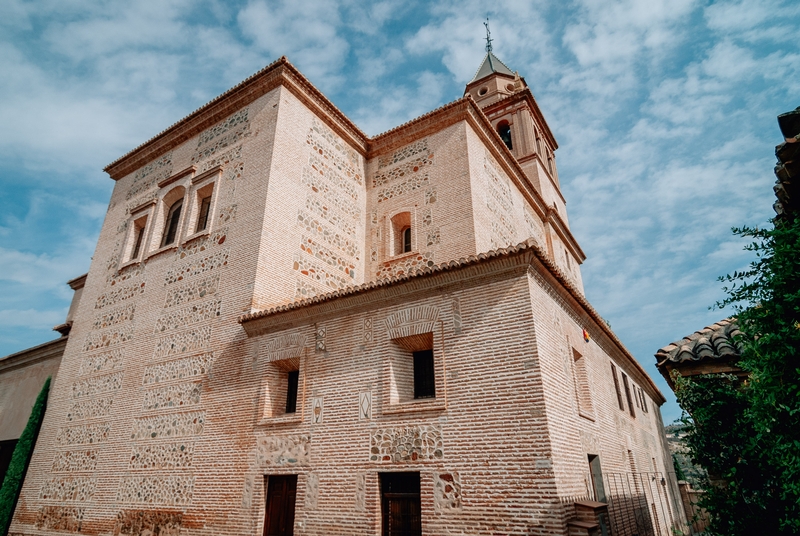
left=655, top=318, right=742, bottom=367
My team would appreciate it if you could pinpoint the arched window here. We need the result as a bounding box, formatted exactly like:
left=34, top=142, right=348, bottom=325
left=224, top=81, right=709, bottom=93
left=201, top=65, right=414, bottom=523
left=497, top=121, right=512, bottom=150
left=161, top=198, right=183, bottom=247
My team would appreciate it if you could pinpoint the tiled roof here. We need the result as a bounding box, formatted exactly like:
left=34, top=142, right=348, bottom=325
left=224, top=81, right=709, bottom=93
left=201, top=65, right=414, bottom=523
left=655, top=318, right=742, bottom=367
left=469, top=52, right=515, bottom=83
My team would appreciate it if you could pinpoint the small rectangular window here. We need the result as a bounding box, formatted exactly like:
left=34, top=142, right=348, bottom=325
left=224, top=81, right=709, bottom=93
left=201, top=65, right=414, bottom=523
left=622, top=373, right=635, bottom=418
left=640, top=387, right=648, bottom=413
left=610, top=363, right=625, bottom=411
left=285, top=370, right=299, bottom=414
left=413, top=350, right=435, bottom=399
left=196, top=195, right=212, bottom=233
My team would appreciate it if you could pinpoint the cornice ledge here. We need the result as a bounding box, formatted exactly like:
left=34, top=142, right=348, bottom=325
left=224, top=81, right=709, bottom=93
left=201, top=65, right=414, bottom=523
left=240, top=241, right=543, bottom=335
left=524, top=249, right=665, bottom=404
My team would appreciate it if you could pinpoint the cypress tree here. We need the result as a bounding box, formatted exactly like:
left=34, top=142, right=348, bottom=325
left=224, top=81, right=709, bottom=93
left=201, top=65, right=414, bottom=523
left=0, top=377, right=51, bottom=535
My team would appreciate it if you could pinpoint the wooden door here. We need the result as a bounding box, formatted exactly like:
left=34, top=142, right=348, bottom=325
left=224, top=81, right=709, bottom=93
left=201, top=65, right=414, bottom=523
left=264, top=475, right=297, bottom=536
left=381, top=472, right=421, bottom=536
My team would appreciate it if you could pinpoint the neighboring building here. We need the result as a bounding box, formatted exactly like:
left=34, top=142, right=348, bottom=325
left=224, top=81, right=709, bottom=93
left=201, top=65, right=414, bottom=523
left=0, top=275, right=86, bottom=487
left=9, top=53, right=684, bottom=535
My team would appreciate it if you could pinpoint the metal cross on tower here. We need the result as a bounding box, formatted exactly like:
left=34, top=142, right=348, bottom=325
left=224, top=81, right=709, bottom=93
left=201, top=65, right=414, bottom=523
left=484, top=19, right=493, bottom=53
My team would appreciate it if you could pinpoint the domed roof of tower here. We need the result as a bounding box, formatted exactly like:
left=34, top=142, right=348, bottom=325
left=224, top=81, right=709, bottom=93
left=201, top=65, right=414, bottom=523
left=469, top=52, right=515, bottom=84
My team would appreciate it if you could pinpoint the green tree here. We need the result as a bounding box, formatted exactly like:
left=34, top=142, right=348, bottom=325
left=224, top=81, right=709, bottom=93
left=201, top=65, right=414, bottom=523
left=675, top=215, right=800, bottom=535
left=0, top=377, right=50, bottom=535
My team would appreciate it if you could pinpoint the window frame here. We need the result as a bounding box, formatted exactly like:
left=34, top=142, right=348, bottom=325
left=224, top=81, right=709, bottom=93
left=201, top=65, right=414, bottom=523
left=610, top=362, right=625, bottom=411
left=621, top=372, right=636, bottom=418
left=383, top=330, right=447, bottom=415
left=389, top=211, right=415, bottom=258
left=258, top=354, right=306, bottom=426
left=185, top=165, right=222, bottom=241
left=121, top=205, right=154, bottom=267
left=572, top=349, right=595, bottom=420
left=161, top=197, right=184, bottom=248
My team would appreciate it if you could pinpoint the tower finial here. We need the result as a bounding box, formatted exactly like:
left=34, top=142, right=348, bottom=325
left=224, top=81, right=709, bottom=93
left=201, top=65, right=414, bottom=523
left=484, top=18, right=493, bottom=53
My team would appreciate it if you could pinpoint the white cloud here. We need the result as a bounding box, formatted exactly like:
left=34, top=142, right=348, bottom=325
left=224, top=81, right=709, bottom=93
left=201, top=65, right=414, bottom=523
left=237, top=0, right=350, bottom=90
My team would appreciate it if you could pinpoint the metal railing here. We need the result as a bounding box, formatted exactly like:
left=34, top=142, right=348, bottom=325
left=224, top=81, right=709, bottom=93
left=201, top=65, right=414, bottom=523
left=569, top=471, right=684, bottom=536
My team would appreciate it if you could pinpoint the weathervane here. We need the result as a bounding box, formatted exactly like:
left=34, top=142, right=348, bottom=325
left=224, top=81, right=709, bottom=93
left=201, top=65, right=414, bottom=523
left=484, top=18, right=493, bottom=53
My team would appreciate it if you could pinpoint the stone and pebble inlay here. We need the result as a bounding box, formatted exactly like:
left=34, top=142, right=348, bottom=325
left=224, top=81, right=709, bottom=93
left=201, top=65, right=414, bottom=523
left=72, top=372, right=123, bottom=399
left=114, top=510, right=183, bottom=536
left=164, top=274, right=219, bottom=308
left=142, top=382, right=202, bottom=410
left=39, top=477, right=96, bottom=502
left=175, top=227, right=228, bottom=260
left=143, top=352, right=215, bottom=384
left=107, top=263, right=144, bottom=287
left=484, top=152, right=517, bottom=249
left=154, top=327, right=212, bottom=360
left=129, top=443, right=194, bottom=469
left=56, top=423, right=110, bottom=446
left=376, top=172, right=429, bottom=203
left=51, top=450, right=98, bottom=473
left=192, top=109, right=250, bottom=164
left=164, top=249, right=229, bottom=286
left=92, top=303, right=136, bottom=329
left=296, top=211, right=358, bottom=258
left=373, top=153, right=433, bottom=188
left=305, top=196, right=357, bottom=238
left=434, top=472, right=463, bottom=512
left=116, top=476, right=195, bottom=505
left=125, top=152, right=173, bottom=202
left=130, top=411, right=205, bottom=440
left=376, top=252, right=435, bottom=280
left=300, top=235, right=356, bottom=278
left=82, top=326, right=134, bottom=352
left=293, top=255, right=352, bottom=292
left=35, top=506, right=84, bottom=532
left=378, top=138, right=428, bottom=169
left=369, top=424, right=443, bottom=462
left=256, top=434, right=310, bottom=466
left=198, top=144, right=242, bottom=173
left=78, top=349, right=122, bottom=376
left=95, top=281, right=146, bottom=309
left=67, top=397, right=114, bottom=421
left=154, top=299, right=222, bottom=333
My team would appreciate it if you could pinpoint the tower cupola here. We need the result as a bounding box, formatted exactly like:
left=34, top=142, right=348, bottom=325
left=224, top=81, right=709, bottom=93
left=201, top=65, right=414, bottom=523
left=464, top=22, right=525, bottom=107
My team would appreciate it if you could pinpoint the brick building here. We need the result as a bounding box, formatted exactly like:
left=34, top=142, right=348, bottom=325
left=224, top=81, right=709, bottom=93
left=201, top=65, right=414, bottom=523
left=9, top=53, right=685, bottom=535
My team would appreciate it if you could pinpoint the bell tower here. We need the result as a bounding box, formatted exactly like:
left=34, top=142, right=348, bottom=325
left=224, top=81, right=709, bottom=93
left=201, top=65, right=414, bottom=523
left=464, top=23, right=566, bottom=221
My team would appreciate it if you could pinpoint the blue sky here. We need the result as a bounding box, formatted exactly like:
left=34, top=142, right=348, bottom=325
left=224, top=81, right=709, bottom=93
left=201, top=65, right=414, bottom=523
left=1, top=0, right=797, bottom=423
